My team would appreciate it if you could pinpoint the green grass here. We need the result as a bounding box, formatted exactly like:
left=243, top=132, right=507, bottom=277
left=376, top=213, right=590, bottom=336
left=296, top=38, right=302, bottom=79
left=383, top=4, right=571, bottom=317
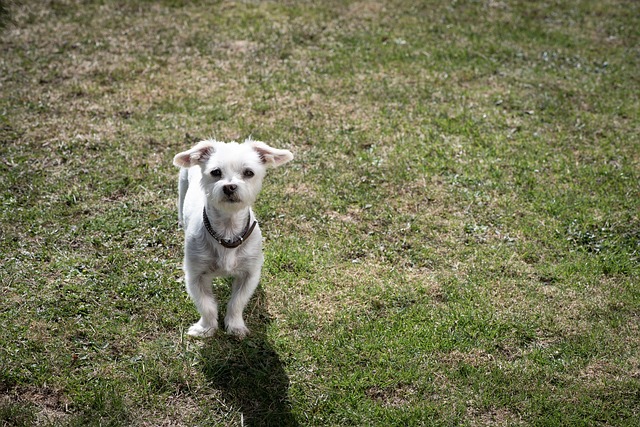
left=1, top=0, right=638, bottom=425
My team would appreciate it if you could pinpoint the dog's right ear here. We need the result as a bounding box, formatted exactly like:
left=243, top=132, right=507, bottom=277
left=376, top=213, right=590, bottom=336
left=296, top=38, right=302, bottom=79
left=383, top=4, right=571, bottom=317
left=173, top=141, right=216, bottom=168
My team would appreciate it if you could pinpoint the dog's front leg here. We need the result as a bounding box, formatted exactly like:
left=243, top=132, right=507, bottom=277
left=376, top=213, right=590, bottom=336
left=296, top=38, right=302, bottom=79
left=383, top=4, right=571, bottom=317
left=225, top=269, right=261, bottom=338
left=185, top=271, right=218, bottom=337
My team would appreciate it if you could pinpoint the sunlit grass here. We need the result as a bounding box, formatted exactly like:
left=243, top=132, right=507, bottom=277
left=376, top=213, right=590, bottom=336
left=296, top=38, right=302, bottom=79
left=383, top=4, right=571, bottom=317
left=1, top=0, right=638, bottom=425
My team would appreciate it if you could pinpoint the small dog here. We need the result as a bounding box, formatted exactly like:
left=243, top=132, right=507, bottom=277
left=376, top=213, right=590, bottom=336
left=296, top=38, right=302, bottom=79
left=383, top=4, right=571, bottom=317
left=173, top=138, right=293, bottom=338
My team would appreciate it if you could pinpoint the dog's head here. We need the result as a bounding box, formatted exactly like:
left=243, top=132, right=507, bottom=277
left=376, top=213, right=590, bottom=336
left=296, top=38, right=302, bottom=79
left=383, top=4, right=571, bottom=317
left=173, top=138, right=293, bottom=213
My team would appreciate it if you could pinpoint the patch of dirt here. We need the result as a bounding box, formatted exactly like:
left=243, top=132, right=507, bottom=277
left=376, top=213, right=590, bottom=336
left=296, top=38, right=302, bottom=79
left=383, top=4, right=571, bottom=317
left=346, top=2, right=386, bottom=19
left=468, top=406, right=524, bottom=426
left=1, top=385, right=70, bottom=424
left=366, top=383, right=416, bottom=408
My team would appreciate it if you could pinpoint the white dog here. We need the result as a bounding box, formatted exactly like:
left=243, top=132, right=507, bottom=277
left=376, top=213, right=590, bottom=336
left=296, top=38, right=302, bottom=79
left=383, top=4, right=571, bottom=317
left=173, top=138, right=293, bottom=338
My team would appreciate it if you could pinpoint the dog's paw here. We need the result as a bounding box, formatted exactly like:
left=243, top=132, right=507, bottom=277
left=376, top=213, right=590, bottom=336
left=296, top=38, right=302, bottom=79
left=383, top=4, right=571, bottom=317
left=226, top=325, right=250, bottom=339
left=225, top=320, right=250, bottom=339
left=186, top=323, right=217, bottom=338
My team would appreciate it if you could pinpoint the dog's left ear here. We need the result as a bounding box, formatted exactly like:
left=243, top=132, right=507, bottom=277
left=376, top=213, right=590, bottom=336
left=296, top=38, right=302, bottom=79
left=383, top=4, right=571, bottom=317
left=173, top=140, right=216, bottom=168
left=249, top=140, right=294, bottom=168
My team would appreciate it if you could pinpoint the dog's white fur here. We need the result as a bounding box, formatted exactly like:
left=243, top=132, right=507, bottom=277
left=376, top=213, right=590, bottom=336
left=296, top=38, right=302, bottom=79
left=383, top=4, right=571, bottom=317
left=173, top=138, right=293, bottom=338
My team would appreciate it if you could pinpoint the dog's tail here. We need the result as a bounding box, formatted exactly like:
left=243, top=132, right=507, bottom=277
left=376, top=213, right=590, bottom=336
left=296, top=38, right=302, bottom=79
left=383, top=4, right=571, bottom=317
left=178, top=168, right=189, bottom=228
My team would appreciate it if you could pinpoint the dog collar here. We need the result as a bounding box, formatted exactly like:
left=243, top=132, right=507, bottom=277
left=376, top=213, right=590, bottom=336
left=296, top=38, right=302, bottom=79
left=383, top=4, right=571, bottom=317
left=202, top=207, right=257, bottom=249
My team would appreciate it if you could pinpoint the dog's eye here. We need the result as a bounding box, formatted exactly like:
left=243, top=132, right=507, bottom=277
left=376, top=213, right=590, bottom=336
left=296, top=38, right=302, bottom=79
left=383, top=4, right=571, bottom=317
left=243, top=169, right=254, bottom=178
left=210, top=168, right=222, bottom=178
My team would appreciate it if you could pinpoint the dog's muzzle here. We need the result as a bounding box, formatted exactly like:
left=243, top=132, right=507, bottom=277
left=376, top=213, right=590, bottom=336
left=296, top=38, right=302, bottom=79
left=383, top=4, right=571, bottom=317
left=222, top=184, right=241, bottom=202
left=223, top=184, right=237, bottom=196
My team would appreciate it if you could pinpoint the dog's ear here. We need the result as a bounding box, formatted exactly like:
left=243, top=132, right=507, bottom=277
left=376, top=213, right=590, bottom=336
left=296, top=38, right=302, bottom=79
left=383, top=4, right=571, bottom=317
left=173, top=141, right=216, bottom=168
left=248, top=140, right=294, bottom=168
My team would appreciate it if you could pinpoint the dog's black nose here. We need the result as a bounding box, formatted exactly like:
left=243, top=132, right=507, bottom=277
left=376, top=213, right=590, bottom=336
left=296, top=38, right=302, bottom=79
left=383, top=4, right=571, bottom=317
left=223, top=184, right=237, bottom=196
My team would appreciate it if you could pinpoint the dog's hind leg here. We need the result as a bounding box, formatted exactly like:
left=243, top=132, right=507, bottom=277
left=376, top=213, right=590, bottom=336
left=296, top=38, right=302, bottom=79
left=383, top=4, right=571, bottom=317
left=177, top=168, right=189, bottom=228
left=185, top=271, right=218, bottom=338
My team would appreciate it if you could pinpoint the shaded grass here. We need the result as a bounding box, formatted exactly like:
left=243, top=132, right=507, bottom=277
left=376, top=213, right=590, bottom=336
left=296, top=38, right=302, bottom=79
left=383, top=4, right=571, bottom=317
left=1, top=0, right=639, bottom=425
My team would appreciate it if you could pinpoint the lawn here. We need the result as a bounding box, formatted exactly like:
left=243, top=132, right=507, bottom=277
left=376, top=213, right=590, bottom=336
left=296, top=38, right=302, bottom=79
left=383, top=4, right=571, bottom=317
left=1, top=0, right=638, bottom=426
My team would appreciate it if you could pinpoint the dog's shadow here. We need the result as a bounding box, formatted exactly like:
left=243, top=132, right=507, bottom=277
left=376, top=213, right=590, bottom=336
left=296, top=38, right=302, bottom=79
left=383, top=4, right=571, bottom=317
left=199, top=284, right=298, bottom=426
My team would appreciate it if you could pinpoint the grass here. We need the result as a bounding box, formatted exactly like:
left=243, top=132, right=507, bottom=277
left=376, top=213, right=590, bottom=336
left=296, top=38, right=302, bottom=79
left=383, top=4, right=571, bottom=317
left=1, top=0, right=638, bottom=425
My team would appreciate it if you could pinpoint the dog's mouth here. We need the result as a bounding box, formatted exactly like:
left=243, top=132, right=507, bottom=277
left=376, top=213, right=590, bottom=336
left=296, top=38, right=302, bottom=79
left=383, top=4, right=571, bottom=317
left=222, top=194, right=241, bottom=203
